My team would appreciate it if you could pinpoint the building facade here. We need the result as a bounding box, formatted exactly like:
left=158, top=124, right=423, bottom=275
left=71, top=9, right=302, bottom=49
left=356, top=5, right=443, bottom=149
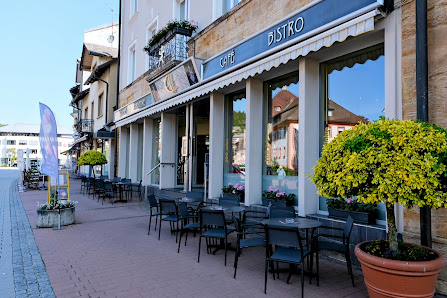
left=112, top=0, right=447, bottom=292
left=69, top=23, right=119, bottom=178
left=0, top=124, right=73, bottom=167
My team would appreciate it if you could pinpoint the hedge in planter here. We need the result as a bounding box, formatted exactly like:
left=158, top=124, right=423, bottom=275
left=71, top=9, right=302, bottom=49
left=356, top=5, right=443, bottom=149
left=77, top=150, right=107, bottom=178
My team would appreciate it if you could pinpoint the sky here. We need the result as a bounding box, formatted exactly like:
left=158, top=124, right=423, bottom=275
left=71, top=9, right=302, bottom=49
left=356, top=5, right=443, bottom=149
left=0, top=1, right=119, bottom=131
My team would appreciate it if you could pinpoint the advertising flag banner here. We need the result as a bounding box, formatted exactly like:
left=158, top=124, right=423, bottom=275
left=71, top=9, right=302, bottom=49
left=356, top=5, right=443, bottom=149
left=39, top=103, right=59, bottom=179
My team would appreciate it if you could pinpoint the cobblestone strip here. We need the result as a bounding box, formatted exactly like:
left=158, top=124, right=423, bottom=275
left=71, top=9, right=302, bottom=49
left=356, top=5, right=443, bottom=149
left=0, top=178, right=15, bottom=297
left=9, top=178, right=55, bottom=298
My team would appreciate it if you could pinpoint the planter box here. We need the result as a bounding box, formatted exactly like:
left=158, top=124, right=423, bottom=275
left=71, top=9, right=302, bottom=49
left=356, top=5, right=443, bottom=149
left=328, top=207, right=375, bottom=225
left=262, top=198, right=293, bottom=207
left=37, top=207, right=75, bottom=228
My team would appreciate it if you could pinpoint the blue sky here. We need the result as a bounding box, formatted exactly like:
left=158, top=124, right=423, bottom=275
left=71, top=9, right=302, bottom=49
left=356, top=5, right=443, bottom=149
left=0, top=1, right=119, bottom=131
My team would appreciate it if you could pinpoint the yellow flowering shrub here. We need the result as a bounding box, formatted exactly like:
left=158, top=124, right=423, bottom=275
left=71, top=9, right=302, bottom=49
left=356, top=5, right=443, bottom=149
left=312, top=119, right=447, bottom=209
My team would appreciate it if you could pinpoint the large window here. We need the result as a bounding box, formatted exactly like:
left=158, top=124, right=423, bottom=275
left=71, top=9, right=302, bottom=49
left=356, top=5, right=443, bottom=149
left=222, top=0, right=240, bottom=14
left=7, top=140, right=15, bottom=145
left=130, top=0, right=138, bottom=18
left=319, top=44, right=386, bottom=221
left=128, top=44, right=136, bottom=84
left=263, top=72, right=299, bottom=204
left=224, top=91, right=246, bottom=187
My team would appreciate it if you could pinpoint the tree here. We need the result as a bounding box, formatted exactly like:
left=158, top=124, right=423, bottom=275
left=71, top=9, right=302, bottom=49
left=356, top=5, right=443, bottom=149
left=77, top=150, right=107, bottom=178
left=312, top=118, right=447, bottom=252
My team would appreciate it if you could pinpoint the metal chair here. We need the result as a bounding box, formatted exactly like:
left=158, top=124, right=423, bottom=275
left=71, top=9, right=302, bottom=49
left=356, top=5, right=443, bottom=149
left=158, top=199, right=180, bottom=242
left=80, top=176, right=87, bottom=194
left=314, top=215, right=355, bottom=286
left=86, top=178, right=95, bottom=197
left=264, top=225, right=315, bottom=297
left=147, top=195, right=160, bottom=235
left=177, top=202, right=200, bottom=253
left=94, top=179, right=105, bottom=199
left=198, top=209, right=235, bottom=266
left=120, top=179, right=132, bottom=201
left=99, top=181, right=115, bottom=205
left=233, top=217, right=265, bottom=278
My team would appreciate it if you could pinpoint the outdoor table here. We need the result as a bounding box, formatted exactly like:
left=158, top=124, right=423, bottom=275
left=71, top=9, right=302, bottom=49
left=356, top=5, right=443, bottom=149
left=114, top=182, right=128, bottom=203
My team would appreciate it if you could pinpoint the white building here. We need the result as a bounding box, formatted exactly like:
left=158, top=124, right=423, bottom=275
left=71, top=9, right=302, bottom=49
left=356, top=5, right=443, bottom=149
left=0, top=124, right=73, bottom=167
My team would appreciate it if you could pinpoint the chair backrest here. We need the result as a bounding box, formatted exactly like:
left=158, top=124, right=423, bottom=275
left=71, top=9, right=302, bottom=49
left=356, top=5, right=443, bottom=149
left=99, top=175, right=108, bottom=180
left=186, top=191, right=204, bottom=201
left=265, top=225, right=303, bottom=250
left=95, top=179, right=104, bottom=187
left=81, top=176, right=86, bottom=183
left=87, top=177, right=95, bottom=186
left=159, top=199, right=177, bottom=214
left=178, top=202, right=190, bottom=219
left=233, top=216, right=243, bottom=233
left=343, top=215, right=355, bottom=239
left=147, top=194, right=158, bottom=208
left=103, top=181, right=113, bottom=191
left=122, top=178, right=131, bottom=184
left=219, top=194, right=239, bottom=206
left=200, top=210, right=226, bottom=228
left=269, top=206, right=295, bottom=218
left=112, top=177, right=121, bottom=183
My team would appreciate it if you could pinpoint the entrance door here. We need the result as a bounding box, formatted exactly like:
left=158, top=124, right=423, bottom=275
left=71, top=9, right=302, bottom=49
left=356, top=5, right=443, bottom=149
left=176, top=100, right=209, bottom=191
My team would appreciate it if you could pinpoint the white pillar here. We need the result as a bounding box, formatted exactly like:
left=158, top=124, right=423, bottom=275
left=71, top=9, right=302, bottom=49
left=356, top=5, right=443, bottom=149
left=108, top=137, right=116, bottom=179
left=160, top=112, right=176, bottom=189
left=245, top=78, right=263, bottom=206
left=128, top=123, right=139, bottom=182
left=118, top=126, right=129, bottom=178
left=209, top=92, right=225, bottom=199
left=298, top=57, right=320, bottom=216
left=142, top=117, right=154, bottom=186
left=384, top=8, right=404, bottom=234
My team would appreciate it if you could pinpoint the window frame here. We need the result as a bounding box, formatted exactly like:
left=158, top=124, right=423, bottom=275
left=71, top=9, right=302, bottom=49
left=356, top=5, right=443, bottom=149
left=127, top=41, right=137, bottom=84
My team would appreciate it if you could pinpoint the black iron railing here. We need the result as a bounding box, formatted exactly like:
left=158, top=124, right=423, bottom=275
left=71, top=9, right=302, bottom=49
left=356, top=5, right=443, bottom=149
left=76, top=119, right=94, bottom=133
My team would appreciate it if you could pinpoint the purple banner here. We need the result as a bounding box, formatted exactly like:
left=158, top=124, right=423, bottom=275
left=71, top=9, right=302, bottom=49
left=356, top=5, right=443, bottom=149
left=39, top=103, right=59, bottom=179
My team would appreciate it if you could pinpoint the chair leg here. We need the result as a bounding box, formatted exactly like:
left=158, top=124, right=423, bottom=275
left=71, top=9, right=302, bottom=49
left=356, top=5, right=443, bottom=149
left=198, top=237, right=202, bottom=263
left=158, top=218, right=162, bottom=240
left=148, top=211, right=152, bottom=235
left=316, top=250, right=320, bottom=286
left=185, top=229, right=189, bottom=246
left=346, top=251, right=355, bottom=287
left=301, top=263, right=305, bottom=298
left=224, top=237, right=228, bottom=266
left=264, top=258, right=269, bottom=294
left=177, top=228, right=183, bottom=253
left=234, top=245, right=240, bottom=278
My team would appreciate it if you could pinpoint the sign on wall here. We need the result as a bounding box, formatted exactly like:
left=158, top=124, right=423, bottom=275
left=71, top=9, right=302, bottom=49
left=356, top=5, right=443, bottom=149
left=202, top=0, right=384, bottom=80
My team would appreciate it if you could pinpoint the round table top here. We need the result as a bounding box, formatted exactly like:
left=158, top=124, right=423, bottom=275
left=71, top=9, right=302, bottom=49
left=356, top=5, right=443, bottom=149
left=261, top=218, right=322, bottom=229
left=202, top=205, right=245, bottom=213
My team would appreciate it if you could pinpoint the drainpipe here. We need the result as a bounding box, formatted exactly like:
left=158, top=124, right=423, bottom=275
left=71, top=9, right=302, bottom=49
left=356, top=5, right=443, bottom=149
left=416, top=0, right=431, bottom=248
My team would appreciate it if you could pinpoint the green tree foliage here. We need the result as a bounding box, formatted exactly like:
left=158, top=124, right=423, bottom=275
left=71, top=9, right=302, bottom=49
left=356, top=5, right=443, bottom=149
left=233, top=111, right=246, bottom=131
left=312, top=118, right=447, bottom=251
left=77, top=150, right=107, bottom=178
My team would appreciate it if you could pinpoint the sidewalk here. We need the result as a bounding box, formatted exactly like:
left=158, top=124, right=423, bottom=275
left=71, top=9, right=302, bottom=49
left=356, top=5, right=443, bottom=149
left=20, top=177, right=368, bottom=297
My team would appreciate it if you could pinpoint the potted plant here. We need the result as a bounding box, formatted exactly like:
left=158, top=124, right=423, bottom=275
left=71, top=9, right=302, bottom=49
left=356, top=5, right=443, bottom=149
left=262, top=186, right=296, bottom=207
left=37, top=196, right=77, bottom=228
left=312, top=118, right=446, bottom=297
left=326, top=197, right=377, bottom=224
left=143, top=20, right=198, bottom=54
left=222, top=183, right=245, bottom=202
left=77, top=150, right=107, bottom=178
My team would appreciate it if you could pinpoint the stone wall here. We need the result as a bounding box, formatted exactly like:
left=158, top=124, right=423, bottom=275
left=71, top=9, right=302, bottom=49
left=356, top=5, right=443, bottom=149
left=188, top=0, right=313, bottom=60
left=118, top=71, right=151, bottom=109
left=401, top=1, right=447, bottom=294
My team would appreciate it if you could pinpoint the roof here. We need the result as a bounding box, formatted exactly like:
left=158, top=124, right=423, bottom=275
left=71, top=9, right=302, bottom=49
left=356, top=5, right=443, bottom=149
left=80, top=43, right=118, bottom=70
left=70, top=88, right=90, bottom=106
left=0, top=124, right=73, bottom=135
left=69, top=85, right=80, bottom=98
left=271, top=90, right=368, bottom=126
left=84, top=58, right=117, bottom=85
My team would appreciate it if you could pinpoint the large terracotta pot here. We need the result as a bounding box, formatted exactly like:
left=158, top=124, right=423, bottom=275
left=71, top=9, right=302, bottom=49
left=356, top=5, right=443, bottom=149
left=355, top=241, right=445, bottom=298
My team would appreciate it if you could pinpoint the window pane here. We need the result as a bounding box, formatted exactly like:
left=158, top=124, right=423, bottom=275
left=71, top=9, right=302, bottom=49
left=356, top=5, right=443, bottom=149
left=319, top=45, right=385, bottom=221
left=263, top=73, right=299, bottom=205
left=151, top=118, right=161, bottom=185
left=224, top=91, right=246, bottom=187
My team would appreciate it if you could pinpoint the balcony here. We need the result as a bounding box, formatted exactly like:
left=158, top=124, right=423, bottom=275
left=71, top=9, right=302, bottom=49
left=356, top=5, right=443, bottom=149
left=76, top=119, right=93, bottom=134
left=146, top=27, right=192, bottom=78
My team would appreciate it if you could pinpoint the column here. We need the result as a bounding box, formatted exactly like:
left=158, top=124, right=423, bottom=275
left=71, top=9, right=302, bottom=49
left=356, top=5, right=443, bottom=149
left=209, top=92, right=225, bottom=199
left=117, top=126, right=129, bottom=178
left=142, top=117, right=154, bottom=186
left=159, top=112, right=176, bottom=189
left=108, top=137, right=116, bottom=179
left=298, top=57, right=320, bottom=216
left=245, top=78, right=263, bottom=206
left=128, top=123, right=139, bottom=182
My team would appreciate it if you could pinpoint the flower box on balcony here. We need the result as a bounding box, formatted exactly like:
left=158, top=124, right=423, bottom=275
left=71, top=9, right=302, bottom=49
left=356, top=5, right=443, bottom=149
left=147, top=27, right=193, bottom=55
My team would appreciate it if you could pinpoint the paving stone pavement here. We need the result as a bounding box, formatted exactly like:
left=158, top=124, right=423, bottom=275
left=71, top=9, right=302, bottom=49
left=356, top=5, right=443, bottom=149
left=16, top=176, right=374, bottom=298
left=0, top=168, right=55, bottom=298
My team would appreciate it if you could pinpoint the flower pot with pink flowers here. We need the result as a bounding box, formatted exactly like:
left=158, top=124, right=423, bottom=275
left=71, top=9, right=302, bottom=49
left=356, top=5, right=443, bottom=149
left=262, top=186, right=296, bottom=207
left=222, top=183, right=245, bottom=203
